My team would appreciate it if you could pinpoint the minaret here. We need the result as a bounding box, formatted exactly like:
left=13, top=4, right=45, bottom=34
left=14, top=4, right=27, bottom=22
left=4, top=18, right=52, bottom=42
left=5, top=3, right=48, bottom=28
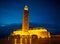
left=22, top=5, right=29, bottom=32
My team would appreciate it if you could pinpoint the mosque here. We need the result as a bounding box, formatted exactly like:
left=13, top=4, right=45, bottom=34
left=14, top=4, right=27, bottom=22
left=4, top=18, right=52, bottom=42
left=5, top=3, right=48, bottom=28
left=8, top=5, right=51, bottom=44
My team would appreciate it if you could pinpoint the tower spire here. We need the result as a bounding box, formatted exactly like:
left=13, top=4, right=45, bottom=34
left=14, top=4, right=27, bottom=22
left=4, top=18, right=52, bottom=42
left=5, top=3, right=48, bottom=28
left=22, top=5, right=29, bottom=32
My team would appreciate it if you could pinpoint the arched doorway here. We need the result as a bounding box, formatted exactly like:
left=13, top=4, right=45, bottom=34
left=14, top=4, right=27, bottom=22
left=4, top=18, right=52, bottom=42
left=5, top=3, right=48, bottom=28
left=31, top=34, right=38, bottom=44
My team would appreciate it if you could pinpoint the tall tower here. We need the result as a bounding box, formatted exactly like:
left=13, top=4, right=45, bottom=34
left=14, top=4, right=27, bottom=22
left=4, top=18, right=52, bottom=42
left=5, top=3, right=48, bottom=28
left=22, top=5, right=29, bottom=32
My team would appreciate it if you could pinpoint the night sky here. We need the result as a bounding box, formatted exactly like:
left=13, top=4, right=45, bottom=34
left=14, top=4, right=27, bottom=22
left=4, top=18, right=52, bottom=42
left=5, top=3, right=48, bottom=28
left=0, top=0, right=60, bottom=38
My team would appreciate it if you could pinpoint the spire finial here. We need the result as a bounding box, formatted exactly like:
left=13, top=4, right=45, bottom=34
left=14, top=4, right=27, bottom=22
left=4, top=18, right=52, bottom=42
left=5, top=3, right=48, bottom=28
left=24, top=5, right=28, bottom=10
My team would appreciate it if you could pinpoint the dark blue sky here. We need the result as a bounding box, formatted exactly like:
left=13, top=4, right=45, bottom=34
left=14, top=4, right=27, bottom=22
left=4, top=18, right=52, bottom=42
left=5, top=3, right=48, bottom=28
left=0, top=0, right=60, bottom=25
left=0, top=0, right=60, bottom=37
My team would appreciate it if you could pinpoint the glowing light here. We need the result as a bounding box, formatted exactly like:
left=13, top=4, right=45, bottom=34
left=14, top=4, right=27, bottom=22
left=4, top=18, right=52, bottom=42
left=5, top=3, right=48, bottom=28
left=24, top=5, right=28, bottom=10
left=20, top=38, right=23, bottom=44
left=14, top=38, right=17, bottom=44
left=11, top=28, right=51, bottom=38
left=30, top=38, right=32, bottom=44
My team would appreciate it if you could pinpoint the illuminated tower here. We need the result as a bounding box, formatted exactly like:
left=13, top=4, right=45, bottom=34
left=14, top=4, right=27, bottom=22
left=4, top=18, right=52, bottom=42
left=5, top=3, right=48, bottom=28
left=22, top=5, right=29, bottom=32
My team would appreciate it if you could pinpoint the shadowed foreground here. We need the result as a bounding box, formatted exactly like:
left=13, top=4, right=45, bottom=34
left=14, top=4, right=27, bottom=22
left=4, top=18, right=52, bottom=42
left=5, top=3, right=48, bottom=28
left=0, top=35, right=60, bottom=44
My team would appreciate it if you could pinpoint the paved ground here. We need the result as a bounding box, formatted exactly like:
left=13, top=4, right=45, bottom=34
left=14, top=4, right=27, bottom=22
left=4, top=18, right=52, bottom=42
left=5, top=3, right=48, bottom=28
left=0, top=35, right=60, bottom=44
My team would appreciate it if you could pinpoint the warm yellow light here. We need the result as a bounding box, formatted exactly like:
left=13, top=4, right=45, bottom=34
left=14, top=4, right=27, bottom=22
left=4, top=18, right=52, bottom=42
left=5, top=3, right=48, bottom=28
left=24, top=5, right=28, bottom=10
left=11, top=28, right=51, bottom=38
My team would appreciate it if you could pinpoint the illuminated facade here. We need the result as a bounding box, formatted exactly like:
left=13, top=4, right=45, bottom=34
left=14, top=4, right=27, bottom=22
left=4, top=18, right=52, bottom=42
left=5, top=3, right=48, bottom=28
left=8, top=5, right=51, bottom=44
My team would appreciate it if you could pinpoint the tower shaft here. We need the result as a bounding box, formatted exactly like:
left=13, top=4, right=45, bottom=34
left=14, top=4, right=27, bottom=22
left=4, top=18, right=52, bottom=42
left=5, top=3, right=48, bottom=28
left=22, top=6, right=29, bottom=32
